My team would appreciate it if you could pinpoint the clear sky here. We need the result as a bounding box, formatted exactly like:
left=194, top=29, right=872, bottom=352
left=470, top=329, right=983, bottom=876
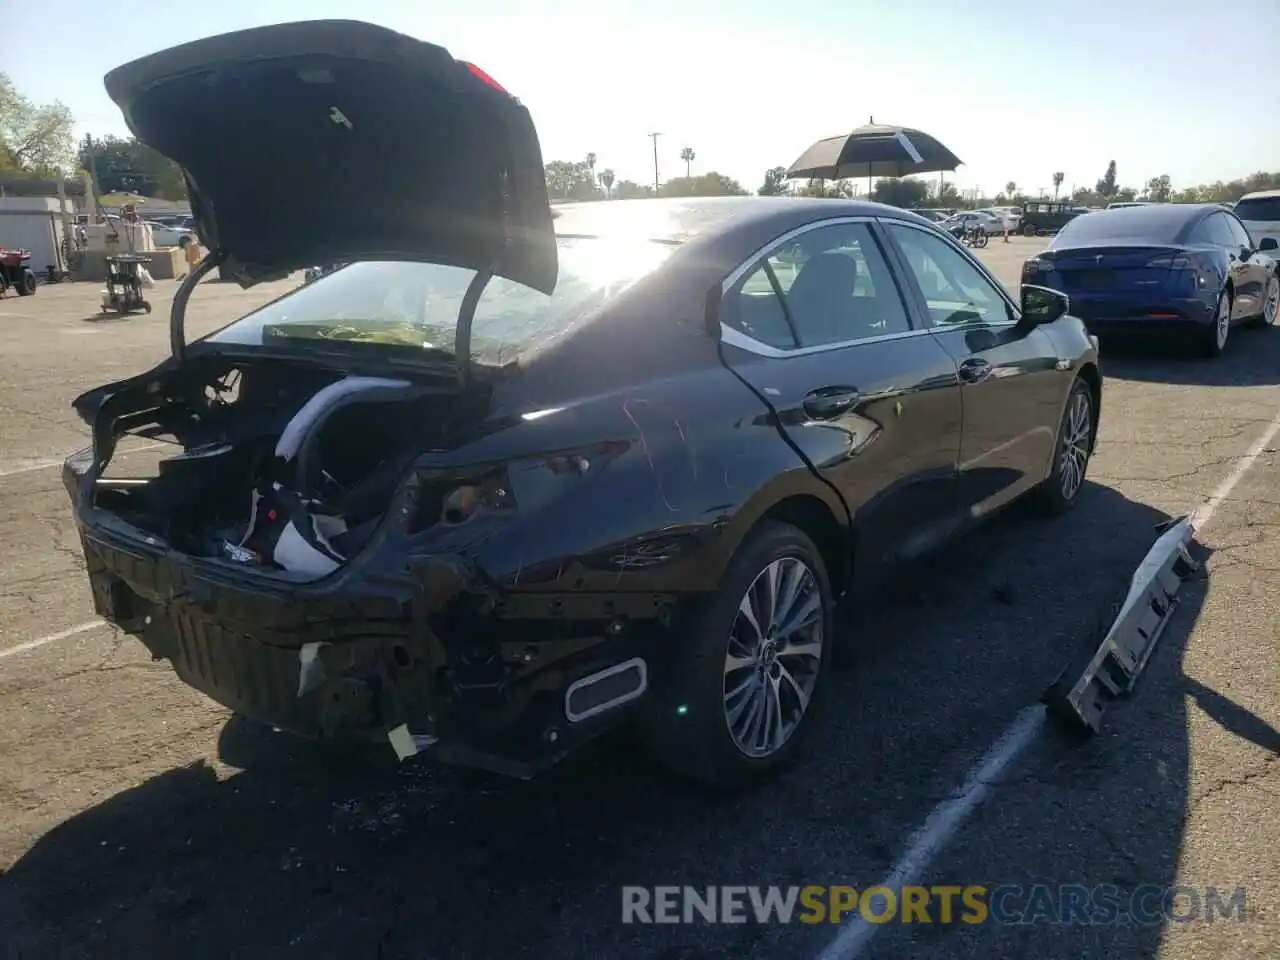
left=6, top=0, right=1278, bottom=197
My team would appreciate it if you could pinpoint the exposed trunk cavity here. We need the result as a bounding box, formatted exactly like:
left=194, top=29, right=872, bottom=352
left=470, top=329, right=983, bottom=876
left=81, top=355, right=488, bottom=579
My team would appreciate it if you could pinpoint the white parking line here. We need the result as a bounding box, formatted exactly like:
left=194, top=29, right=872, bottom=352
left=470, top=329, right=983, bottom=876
left=814, top=706, right=1047, bottom=960
left=0, top=441, right=166, bottom=480
left=1190, top=407, right=1280, bottom=532
left=0, top=620, right=108, bottom=660
left=0, top=455, right=74, bottom=479
left=813, top=405, right=1280, bottom=960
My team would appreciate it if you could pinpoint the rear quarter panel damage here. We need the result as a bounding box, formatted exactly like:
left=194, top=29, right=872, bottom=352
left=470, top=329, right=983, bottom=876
left=413, top=364, right=847, bottom=601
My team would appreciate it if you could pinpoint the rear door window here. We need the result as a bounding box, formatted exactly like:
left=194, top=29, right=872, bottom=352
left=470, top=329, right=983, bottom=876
left=1223, top=214, right=1253, bottom=249
left=728, top=221, right=912, bottom=349
left=1196, top=213, right=1237, bottom=249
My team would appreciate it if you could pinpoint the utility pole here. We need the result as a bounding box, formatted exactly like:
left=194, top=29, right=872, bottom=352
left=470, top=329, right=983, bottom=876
left=648, top=132, right=662, bottom=193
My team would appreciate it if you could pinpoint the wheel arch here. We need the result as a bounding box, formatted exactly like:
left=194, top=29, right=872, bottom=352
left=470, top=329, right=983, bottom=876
left=1076, top=361, right=1101, bottom=452
left=731, top=489, right=852, bottom=598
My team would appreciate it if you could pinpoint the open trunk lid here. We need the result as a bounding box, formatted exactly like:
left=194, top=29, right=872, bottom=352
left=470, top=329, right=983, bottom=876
left=103, top=20, right=558, bottom=353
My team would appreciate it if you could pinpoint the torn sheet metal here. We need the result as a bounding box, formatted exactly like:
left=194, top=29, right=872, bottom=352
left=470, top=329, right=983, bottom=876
left=387, top=723, right=438, bottom=760
left=1043, top=516, right=1199, bottom=734
left=297, top=641, right=331, bottom=696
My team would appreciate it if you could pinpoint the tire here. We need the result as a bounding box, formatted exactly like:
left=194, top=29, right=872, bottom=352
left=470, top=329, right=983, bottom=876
left=1031, top=377, right=1095, bottom=516
left=1023, top=223, right=1036, bottom=237
left=1246, top=275, right=1279, bottom=329
left=17, top=268, right=36, bottom=296
left=638, top=520, right=835, bottom=788
left=1197, top=289, right=1231, bottom=358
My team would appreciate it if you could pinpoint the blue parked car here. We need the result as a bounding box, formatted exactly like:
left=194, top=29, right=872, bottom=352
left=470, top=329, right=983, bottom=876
left=1021, top=203, right=1279, bottom=357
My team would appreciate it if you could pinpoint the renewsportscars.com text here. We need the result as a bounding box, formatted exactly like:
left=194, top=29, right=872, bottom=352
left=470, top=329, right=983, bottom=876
left=621, top=885, right=1248, bottom=926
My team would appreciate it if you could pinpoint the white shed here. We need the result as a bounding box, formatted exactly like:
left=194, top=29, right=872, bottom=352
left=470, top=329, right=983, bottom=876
left=0, top=197, right=72, bottom=277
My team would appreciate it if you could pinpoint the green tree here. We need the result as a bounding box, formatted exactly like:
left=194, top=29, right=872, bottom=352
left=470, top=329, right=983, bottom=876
left=659, top=171, right=747, bottom=197
left=757, top=166, right=789, bottom=196
left=935, top=181, right=961, bottom=207
left=1072, top=186, right=1105, bottom=207
left=1052, top=171, right=1065, bottom=199
left=79, top=135, right=187, bottom=200
left=680, top=146, right=696, bottom=178
left=598, top=168, right=615, bottom=197
left=1143, top=174, right=1172, bottom=202
left=1096, top=160, right=1117, bottom=198
left=1112, top=185, right=1137, bottom=203
left=544, top=159, right=599, bottom=200
left=614, top=179, right=654, bottom=200
left=0, top=73, right=75, bottom=175
left=1005, top=180, right=1017, bottom=198
left=585, top=152, right=597, bottom=186
left=872, top=177, right=930, bottom=209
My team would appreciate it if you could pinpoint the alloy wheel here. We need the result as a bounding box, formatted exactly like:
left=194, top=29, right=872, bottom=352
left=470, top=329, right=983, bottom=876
left=723, top=556, right=824, bottom=759
left=1264, top=277, right=1279, bottom=327
left=1215, top=292, right=1231, bottom=349
left=1059, top=389, right=1092, bottom=501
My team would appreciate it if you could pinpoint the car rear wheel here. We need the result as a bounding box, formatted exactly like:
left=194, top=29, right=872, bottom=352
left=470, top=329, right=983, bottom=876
left=1031, top=377, right=1094, bottom=516
left=1198, top=289, right=1231, bottom=357
left=1246, top=275, right=1278, bottom=329
left=638, top=521, right=833, bottom=788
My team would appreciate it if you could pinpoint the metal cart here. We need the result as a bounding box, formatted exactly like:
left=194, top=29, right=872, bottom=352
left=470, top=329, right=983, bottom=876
left=101, top=254, right=153, bottom=315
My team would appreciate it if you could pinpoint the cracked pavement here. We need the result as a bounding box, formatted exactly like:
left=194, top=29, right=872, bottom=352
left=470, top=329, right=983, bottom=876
left=0, top=243, right=1275, bottom=960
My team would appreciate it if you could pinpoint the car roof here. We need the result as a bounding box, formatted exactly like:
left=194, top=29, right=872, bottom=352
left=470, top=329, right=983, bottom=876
left=1052, top=202, right=1233, bottom=246
left=1239, top=189, right=1280, bottom=201
left=1079, top=202, right=1216, bottom=229
left=549, top=196, right=936, bottom=244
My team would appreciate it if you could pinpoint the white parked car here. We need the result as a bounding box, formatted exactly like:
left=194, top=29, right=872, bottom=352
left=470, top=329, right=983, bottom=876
left=143, top=220, right=195, bottom=248
left=1233, top=190, right=1280, bottom=253
left=942, top=211, right=1003, bottom=235
left=975, top=207, right=1020, bottom=233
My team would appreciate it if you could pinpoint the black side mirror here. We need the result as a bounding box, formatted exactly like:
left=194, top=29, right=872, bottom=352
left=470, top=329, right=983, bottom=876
left=1019, top=284, right=1069, bottom=325
left=1260, top=237, right=1279, bottom=253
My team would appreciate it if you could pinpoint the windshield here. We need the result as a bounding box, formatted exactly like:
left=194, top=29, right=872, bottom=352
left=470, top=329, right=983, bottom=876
left=204, top=236, right=676, bottom=367
left=1234, top=197, right=1280, bottom=221
left=1052, top=208, right=1184, bottom=245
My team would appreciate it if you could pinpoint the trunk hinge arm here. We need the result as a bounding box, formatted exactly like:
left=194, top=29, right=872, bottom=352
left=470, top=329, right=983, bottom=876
left=455, top=267, right=495, bottom=390
left=170, top=250, right=227, bottom=362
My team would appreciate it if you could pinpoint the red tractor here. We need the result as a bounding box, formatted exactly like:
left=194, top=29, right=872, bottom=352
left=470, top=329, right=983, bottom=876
left=0, top=249, right=38, bottom=297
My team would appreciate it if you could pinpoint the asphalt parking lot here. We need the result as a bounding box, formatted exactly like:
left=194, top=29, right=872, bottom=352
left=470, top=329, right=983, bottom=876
left=0, top=237, right=1276, bottom=960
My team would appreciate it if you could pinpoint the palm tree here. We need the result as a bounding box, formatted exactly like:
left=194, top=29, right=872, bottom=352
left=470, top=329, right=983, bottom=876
left=1052, top=171, right=1065, bottom=199
left=599, top=168, right=615, bottom=198
left=585, top=152, right=597, bottom=194
left=1005, top=180, right=1017, bottom=199
left=680, top=146, right=695, bottom=178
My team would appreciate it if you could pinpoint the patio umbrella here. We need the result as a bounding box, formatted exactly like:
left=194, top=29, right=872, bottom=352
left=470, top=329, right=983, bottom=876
left=786, top=119, right=962, bottom=192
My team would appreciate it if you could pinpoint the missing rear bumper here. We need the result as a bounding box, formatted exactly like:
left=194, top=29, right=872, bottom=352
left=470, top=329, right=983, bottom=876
left=1043, top=516, right=1199, bottom=734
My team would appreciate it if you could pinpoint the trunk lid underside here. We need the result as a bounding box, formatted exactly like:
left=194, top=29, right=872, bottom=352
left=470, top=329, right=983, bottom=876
left=103, top=19, right=559, bottom=355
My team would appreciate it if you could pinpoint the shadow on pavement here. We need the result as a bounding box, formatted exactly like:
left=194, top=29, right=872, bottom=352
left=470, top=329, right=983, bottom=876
left=886, top=531, right=1216, bottom=960
left=0, top=483, right=1206, bottom=960
left=1182, top=676, right=1280, bottom=757
left=1099, top=325, right=1280, bottom=387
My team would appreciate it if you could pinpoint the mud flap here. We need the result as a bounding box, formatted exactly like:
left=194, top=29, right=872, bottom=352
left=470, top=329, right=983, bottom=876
left=1043, top=516, right=1199, bottom=734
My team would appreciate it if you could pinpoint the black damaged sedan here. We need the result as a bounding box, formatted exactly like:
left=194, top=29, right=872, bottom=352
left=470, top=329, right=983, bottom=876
left=65, top=20, right=1101, bottom=788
